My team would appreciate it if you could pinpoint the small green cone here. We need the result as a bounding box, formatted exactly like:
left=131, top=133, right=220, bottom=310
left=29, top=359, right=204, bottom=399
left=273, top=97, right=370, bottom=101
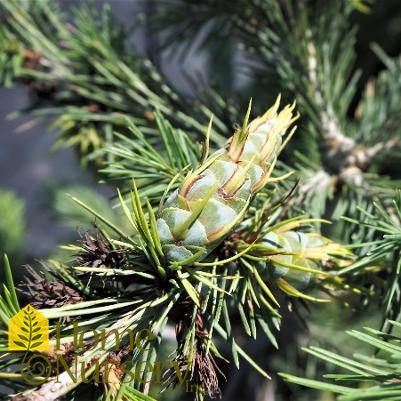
left=157, top=98, right=299, bottom=262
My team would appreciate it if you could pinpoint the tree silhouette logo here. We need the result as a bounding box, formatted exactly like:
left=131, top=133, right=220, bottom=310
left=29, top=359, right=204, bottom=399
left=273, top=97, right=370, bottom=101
left=8, top=304, right=49, bottom=351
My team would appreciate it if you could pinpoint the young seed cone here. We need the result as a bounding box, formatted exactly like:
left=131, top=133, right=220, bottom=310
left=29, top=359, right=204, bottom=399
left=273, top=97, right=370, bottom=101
left=157, top=98, right=298, bottom=262
left=258, top=230, right=349, bottom=288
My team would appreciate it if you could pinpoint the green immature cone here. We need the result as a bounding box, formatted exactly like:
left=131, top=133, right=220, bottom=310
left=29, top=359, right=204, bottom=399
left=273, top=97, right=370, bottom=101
left=157, top=98, right=299, bottom=262
left=254, top=229, right=350, bottom=292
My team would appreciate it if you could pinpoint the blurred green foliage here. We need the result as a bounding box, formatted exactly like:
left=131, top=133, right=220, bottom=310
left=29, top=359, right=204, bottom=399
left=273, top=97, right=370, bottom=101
left=0, top=188, right=25, bottom=264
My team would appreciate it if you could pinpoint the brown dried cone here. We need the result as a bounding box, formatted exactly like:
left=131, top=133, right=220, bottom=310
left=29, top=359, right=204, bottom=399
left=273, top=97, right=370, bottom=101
left=18, top=264, right=83, bottom=310
left=76, top=228, right=161, bottom=299
left=165, top=299, right=225, bottom=399
left=76, top=228, right=124, bottom=269
left=75, top=229, right=132, bottom=296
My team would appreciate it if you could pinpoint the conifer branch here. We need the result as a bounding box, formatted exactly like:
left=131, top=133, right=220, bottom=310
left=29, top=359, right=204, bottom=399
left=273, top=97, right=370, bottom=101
left=150, top=0, right=401, bottom=233
left=0, top=0, right=233, bottom=165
